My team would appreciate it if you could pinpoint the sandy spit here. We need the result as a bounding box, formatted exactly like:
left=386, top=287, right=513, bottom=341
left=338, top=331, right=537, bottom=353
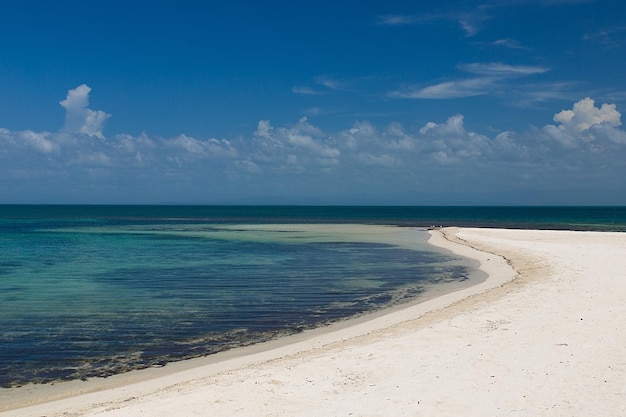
left=1, top=227, right=625, bottom=416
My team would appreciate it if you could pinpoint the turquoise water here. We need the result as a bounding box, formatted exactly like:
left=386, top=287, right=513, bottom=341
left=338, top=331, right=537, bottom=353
left=1, top=206, right=625, bottom=387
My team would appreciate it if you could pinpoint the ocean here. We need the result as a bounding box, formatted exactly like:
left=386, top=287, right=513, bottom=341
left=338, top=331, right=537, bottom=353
left=1, top=205, right=625, bottom=388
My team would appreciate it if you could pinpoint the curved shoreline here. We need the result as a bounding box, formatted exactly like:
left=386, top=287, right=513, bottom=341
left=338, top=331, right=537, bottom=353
left=0, top=227, right=514, bottom=413
left=3, top=227, right=625, bottom=416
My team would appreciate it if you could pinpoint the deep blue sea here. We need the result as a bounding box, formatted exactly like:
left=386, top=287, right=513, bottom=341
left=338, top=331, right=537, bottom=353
left=1, top=205, right=625, bottom=388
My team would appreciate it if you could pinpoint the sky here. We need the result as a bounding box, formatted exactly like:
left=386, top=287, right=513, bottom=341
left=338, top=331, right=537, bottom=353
left=1, top=0, right=626, bottom=205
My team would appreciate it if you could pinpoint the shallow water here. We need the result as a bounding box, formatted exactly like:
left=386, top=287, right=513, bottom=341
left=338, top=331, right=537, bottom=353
left=6, top=204, right=623, bottom=387
left=0, top=215, right=478, bottom=387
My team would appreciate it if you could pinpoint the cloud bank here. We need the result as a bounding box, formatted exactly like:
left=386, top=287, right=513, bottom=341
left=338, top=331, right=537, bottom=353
left=1, top=86, right=626, bottom=204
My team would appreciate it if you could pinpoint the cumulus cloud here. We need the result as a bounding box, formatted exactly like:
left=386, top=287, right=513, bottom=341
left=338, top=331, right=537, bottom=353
left=2, top=89, right=626, bottom=204
left=541, top=97, right=624, bottom=147
left=553, top=97, right=621, bottom=133
left=168, top=134, right=238, bottom=158
left=0, top=129, right=61, bottom=159
left=252, top=118, right=340, bottom=167
left=59, top=84, right=111, bottom=139
left=420, top=114, right=466, bottom=136
left=417, top=114, right=491, bottom=161
left=20, top=130, right=59, bottom=154
left=338, top=121, right=379, bottom=151
left=254, top=120, right=273, bottom=139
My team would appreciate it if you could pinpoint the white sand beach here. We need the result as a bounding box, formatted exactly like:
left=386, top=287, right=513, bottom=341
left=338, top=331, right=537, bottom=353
left=2, top=227, right=625, bottom=416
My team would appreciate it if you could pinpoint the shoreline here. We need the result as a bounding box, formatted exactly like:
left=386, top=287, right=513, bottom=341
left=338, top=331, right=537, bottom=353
left=0, top=224, right=475, bottom=391
left=2, top=227, right=625, bottom=416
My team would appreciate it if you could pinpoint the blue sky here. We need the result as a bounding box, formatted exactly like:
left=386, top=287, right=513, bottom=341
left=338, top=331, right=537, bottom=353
left=1, top=0, right=626, bottom=204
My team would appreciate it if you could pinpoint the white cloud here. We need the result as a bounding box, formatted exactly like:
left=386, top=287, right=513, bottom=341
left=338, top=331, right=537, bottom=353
left=3, top=88, right=626, bottom=204
left=235, top=159, right=261, bottom=174
left=169, top=134, right=238, bottom=158
left=74, top=151, right=112, bottom=167
left=390, top=78, right=495, bottom=99
left=553, top=97, right=621, bottom=133
left=291, top=86, right=324, bottom=95
left=250, top=117, right=340, bottom=171
left=430, top=150, right=455, bottom=164
left=59, top=84, right=111, bottom=139
left=459, top=62, right=549, bottom=76
left=492, top=130, right=529, bottom=159
left=254, top=120, right=273, bottom=139
left=303, top=107, right=321, bottom=115
left=356, top=152, right=399, bottom=167
left=292, top=76, right=345, bottom=97
left=417, top=114, right=491, bottom=160
left=285, top=131, right=339, bottom=159
left=376, top=14, right=418, bottom=26
left=20, top=130, right=58, bottom=154
left=589, top=123, right=626, bottom=144
left=384, top=123, right=414, bottom=151
left=512, top=81, right=577, bottom=107
left=377, top=9, right=488, bottom=37
left=491, top=38, right=531, bottom=51
left=314, top=76, right=342, bottom=90
left=292, top=117, right=324, bottom=137
left=456, top=13, right=484, bottom=37
left=0, top=128, right=63, bottom=156
left=420, top=114, right=466, bottom=136
left=542, top=97, right=626, bottom=149
left=583, top=26, right=626, bottom=49
left=542, top=124, right=579, bottom=147
left=339, top=121, right=378, bottom=150
left=391, top=62, right=549, bottom=100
